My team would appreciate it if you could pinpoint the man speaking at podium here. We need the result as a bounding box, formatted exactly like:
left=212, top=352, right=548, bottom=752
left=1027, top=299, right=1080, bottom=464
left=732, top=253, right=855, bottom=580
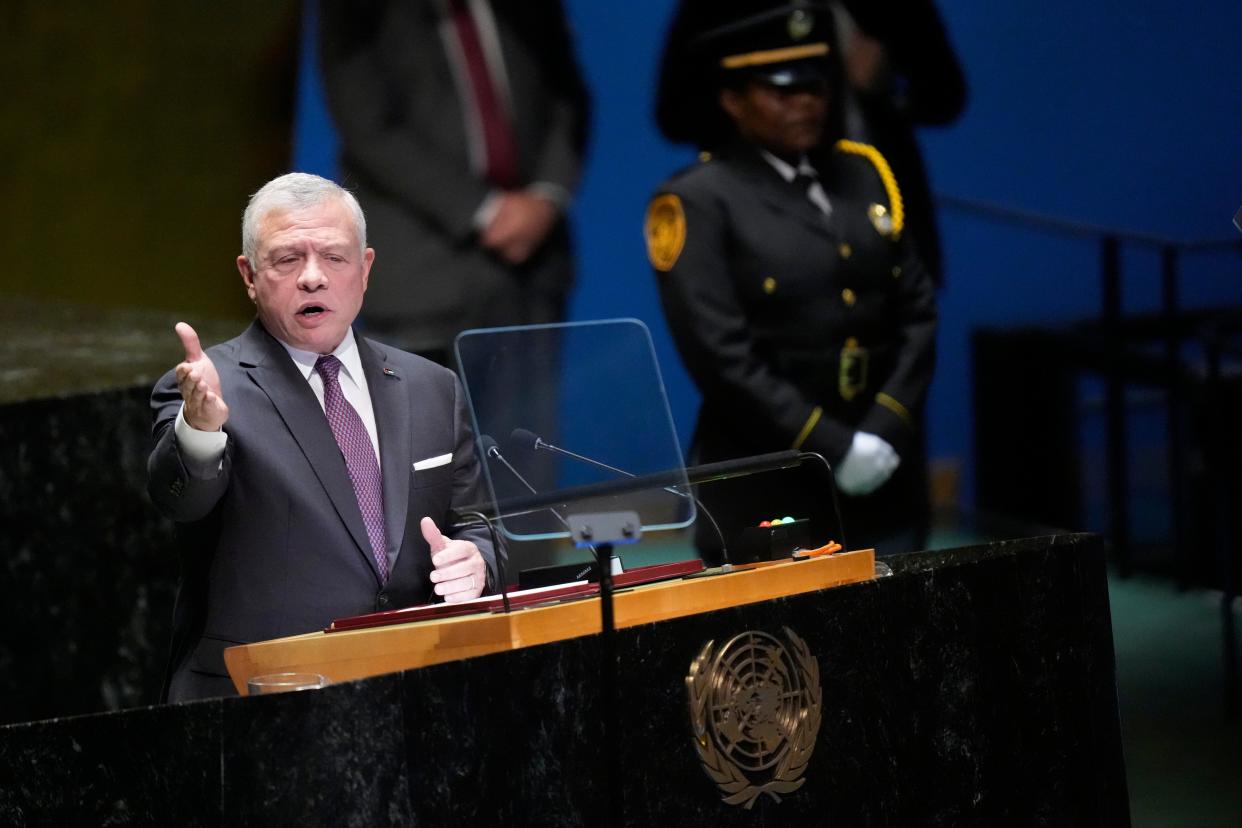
left=148, top=173, right=498, bottom=702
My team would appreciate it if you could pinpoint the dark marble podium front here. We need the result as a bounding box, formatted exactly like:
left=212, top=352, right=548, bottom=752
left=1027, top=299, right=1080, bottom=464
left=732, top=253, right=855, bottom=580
left=0, top=379, right=171, bottom=720
left=0, top=533, right=1129, bottom=826
left=0, top=299, right=244, bottom=724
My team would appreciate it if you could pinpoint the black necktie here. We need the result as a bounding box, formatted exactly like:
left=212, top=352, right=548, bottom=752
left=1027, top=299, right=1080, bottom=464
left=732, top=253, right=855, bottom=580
left=794, top=171, right=830, bottom=215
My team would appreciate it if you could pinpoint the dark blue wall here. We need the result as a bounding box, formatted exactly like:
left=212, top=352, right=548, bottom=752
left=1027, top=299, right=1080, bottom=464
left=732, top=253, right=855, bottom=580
left=295, top=1, right=1242, bottom=508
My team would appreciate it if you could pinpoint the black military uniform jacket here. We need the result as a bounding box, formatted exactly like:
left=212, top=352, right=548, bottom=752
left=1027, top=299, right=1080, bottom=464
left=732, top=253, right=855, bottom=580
left=647, top=139, right=937, bottom=549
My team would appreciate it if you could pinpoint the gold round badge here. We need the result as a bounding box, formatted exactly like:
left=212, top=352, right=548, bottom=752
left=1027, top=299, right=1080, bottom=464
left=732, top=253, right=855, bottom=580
left=686, top=627, right=822, bottom=809
left=645, top=193, right=687, bottom=272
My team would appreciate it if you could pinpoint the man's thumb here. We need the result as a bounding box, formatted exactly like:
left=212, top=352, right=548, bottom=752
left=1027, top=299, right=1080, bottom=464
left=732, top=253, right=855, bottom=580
left=175, top=322, right=203, bottom=362
left=420, top=516, right=448, bottom=553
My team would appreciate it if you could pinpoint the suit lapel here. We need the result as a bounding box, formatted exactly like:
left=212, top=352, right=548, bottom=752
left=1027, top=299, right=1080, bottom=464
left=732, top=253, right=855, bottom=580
left=358, top=338, right=412, bottom=565
left=237, top=322, right=383, bottom=582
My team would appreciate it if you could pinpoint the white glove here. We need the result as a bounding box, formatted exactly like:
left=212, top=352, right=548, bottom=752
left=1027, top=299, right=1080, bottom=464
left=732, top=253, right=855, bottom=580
left=835, top=432, right=900, bottom=496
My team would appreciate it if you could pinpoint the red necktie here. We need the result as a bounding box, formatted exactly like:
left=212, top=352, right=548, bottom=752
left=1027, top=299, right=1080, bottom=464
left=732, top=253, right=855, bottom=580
left=448, top=0, right=519, bottom=188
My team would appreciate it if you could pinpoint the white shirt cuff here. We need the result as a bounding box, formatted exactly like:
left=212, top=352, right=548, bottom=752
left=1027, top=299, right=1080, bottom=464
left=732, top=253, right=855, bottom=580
left=174, top=405, right=227, bottom=478
left=527, top=181, right=571, bottom=210
left=472, top=190, right=503, bottom=232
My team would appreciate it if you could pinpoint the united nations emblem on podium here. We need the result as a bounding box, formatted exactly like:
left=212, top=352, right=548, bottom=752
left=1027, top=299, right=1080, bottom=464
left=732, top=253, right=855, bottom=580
left=686, top=627, right=822, bottom=809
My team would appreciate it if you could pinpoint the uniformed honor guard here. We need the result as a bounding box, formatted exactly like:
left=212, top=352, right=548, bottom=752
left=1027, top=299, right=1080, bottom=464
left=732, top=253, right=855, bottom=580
left=646, top=1, right=937, bottom=558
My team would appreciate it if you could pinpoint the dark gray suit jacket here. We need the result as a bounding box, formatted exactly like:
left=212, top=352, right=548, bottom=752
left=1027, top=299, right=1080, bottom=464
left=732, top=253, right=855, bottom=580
left=319, top=0, right=590, bottom=355
left=148, top=321, right=496, bottom=701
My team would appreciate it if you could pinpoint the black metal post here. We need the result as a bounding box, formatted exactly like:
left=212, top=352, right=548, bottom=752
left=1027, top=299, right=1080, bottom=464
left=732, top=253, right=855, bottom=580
left=1203, top=335, right=1240, bottom=718
left=1160, top=245, right=1190, bottom=588
left=1101, top=235, right=1130, bottom=574
left=596, top=541, right=620, bottom=825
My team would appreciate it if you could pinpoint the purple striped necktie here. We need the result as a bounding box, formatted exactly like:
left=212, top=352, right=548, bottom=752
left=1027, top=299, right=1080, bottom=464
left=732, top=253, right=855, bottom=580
left=314, top=355, right=389, bottom=581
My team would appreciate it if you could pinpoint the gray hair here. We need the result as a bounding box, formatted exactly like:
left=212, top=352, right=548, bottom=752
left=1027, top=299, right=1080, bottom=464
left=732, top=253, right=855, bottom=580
left=241, top=172, right=367, bottom=266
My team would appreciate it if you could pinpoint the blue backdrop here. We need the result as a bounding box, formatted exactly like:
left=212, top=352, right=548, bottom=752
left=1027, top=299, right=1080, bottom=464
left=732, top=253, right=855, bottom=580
left=294, top=0, right=1242, bottom=511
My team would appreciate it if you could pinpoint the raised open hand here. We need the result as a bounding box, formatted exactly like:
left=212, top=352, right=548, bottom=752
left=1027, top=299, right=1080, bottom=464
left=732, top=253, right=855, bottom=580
left=174, top=322, right=228, bottom=431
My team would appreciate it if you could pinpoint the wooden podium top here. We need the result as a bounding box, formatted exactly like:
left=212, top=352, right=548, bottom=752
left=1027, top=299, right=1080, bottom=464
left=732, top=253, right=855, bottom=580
left=223, top=549, right=875, bottom=695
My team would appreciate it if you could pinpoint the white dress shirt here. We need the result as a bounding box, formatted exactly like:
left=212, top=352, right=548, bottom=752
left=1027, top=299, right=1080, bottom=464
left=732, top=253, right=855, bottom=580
left=760, top=149, right=833, bottom=217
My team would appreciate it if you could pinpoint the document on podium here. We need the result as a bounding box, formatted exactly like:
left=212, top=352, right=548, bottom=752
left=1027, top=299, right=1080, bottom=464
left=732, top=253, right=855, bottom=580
left=325, top=559, right=706, bottom=633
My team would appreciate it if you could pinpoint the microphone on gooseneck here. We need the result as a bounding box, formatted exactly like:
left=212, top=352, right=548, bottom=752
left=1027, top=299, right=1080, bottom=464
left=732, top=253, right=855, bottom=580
left=510, top=428, right=634, bottom=478
left=508, top=428, right=734, bottom=567
left=478, top=435, right=601, bottom=576
left=479, top=434, right=502, bottom=460
left=480, top=435, right=569, bottom=529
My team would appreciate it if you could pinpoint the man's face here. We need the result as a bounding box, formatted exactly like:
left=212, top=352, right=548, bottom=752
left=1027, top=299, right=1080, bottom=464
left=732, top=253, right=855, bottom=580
left=237, top=198, right=374, bottom=354
left=720, top=78, right=829, bottom=160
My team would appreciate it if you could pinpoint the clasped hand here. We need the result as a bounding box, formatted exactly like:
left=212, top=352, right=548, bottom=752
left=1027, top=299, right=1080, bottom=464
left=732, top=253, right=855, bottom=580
left=479, top=190, right=558, bottom=265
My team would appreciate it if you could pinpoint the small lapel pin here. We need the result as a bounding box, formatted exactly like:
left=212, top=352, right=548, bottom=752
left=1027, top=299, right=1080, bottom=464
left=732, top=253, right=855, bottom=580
left=383, top=367, right=397, bottom=377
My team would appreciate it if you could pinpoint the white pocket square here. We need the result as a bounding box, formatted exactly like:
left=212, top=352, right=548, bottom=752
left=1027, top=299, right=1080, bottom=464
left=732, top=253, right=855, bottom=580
left=412, top=453, right=452, bottom=471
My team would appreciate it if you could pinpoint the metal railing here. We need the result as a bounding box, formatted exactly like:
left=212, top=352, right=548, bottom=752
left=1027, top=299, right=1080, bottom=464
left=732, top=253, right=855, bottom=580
left=942, top=193, right=1242, bottom=714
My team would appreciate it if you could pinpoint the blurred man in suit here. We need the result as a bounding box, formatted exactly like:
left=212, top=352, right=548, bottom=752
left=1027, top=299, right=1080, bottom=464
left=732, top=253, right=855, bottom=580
left=319, top=0, right=590, bottom=365
left=148, top=173, right=498, bottom=702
